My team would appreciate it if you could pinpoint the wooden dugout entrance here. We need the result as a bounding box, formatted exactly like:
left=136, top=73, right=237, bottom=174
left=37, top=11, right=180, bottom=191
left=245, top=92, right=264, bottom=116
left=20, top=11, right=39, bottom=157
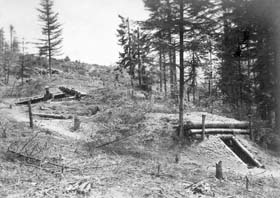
left=220, top=136, right=263, bottom=168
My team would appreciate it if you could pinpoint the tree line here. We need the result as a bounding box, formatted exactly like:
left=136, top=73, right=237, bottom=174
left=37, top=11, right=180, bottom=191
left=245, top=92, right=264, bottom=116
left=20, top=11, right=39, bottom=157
left=117, top=0, right=280, bottom=136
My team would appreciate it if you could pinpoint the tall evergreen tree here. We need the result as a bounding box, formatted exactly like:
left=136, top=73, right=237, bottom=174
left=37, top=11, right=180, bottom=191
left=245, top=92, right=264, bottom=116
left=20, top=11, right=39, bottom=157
left=117, top=15, right=152, bottom=87
left=37, top=0, right=63, bottom=77
left=117, top=15, right=136, bottom=86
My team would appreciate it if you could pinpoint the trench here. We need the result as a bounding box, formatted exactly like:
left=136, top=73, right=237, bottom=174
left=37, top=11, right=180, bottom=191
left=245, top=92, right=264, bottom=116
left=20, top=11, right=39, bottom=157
left=220, top=136, right=260, bottom=168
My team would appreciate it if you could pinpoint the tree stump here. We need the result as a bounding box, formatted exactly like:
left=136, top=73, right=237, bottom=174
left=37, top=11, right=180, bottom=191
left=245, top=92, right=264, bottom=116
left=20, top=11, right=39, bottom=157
left=73, top=115, right=81, bottom=131
left=215, top=161, right=223, bottom=179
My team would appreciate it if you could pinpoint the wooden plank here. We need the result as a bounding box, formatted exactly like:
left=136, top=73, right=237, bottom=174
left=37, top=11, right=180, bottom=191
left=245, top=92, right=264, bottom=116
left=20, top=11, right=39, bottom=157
left=190, top=128, right=249, bottom=135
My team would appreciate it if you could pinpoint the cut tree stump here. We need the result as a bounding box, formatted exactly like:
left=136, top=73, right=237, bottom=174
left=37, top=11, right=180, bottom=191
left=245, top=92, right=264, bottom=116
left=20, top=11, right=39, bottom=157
left=215, top=161, right=223, bottom=179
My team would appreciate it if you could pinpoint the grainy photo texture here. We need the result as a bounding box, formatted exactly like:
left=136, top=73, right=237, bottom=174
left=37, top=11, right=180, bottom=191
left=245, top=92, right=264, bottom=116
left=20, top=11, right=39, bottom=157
left=0, top=0, right=280, bottom=197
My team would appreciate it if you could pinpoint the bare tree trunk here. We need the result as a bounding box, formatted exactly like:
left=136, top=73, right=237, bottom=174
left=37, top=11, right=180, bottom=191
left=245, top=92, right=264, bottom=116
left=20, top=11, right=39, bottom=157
left=178, top=0, right=185, bottom=139
left=137, top=27, right=142, bottom=86
left=191, top=52, right=196, bottom=103
left=167, top=0, right=174, bottom=98
left=169, top=38, right=174, bottom=98
left=163, top=51, right=167, bottom=97
left=192, top=84, right=196, bottom=102
left=21, top=39, right=25, bottom=85
left=247, top=39, right=251, bottom=114
left=159, top=49, right=163, bottom=92
left=187, top=88, right=190, bottom=102
left=173, top=42, right=177, bottom=95
left=274, top=8, right=280, bottom=131
left=46, top=5, right=52, bottom=78
left=238, top=55, right=243, bottom=119
left=7, top=26, right=13, bottom=84
left=208, top=43, right=213, bottom=97
left=127, top=18, right=134, bottom=87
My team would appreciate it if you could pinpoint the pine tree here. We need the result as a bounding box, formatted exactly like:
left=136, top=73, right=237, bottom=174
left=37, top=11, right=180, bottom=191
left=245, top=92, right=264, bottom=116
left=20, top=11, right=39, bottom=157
left=37, top=0, right=63, bottom=77
left=117, top=15, right=152, bottom=88
left=117, top=15, right=136, bottom=86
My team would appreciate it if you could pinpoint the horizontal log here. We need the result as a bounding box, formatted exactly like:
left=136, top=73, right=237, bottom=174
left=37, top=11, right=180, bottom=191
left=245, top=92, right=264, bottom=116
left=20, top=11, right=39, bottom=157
left=189, top=128, right=249, bottom=135
left=186, top=121, right=249, bottom=129
left=16, top=93, right=66, bottom=105
left=33, top=113, right=71, bottom=119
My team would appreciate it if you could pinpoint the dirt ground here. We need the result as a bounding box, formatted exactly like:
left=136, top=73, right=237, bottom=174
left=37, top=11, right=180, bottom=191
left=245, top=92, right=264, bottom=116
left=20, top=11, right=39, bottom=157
left=0, top=70, right=280, bottom=198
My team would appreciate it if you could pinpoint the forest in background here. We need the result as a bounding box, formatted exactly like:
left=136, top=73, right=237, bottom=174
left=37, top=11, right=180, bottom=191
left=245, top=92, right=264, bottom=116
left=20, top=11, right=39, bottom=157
left=1, top=1, right=280, bottom=197
left=117, top=0, right=280, bottom=138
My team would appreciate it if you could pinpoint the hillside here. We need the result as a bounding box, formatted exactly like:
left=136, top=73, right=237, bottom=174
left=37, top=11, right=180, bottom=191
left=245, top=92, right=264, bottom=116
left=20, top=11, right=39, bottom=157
left=0, top=63, right=279, bottom=198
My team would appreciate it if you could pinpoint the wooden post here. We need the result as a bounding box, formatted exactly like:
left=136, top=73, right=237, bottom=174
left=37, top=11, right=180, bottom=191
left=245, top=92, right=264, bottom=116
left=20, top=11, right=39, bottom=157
left=156, top=163, right=161, bottom=177
left=28, top=100, right=33, bottom=128
left=175, top=153, right=179, bottom=163
left=215, top=161, right=223, bottom=179
left=202, top=114, right=206, bottom=140
left=73, top=115, right=81, bottom=131
left=245, top=176, right=249, bottom=190
left=249, top=115, right=253, bottom=141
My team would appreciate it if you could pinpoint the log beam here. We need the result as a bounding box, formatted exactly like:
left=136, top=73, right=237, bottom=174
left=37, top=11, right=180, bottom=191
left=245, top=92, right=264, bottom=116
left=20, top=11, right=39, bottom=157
left=186, top=121, right=249, bottom=129
left=190, top=128, right=249, bottom=135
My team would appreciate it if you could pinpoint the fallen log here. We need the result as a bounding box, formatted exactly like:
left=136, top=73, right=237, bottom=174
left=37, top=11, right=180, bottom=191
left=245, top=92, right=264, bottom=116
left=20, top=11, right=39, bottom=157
left=16, top=93, right=66, bottom=105
left=185, top=121, right=249, bottom=129
left=189, top=128, right=249, bottom=135
left=33, top=113, right=71, bottom=119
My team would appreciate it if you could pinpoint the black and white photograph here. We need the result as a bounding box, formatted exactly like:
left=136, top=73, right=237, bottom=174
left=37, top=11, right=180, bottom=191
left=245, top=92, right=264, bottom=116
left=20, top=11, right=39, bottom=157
left=0, top=0, right=280, bottom=197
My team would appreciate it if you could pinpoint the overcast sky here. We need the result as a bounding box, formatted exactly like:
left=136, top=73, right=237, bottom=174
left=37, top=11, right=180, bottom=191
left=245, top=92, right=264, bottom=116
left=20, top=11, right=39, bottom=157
left=0, top=0, right=149, bottom=65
